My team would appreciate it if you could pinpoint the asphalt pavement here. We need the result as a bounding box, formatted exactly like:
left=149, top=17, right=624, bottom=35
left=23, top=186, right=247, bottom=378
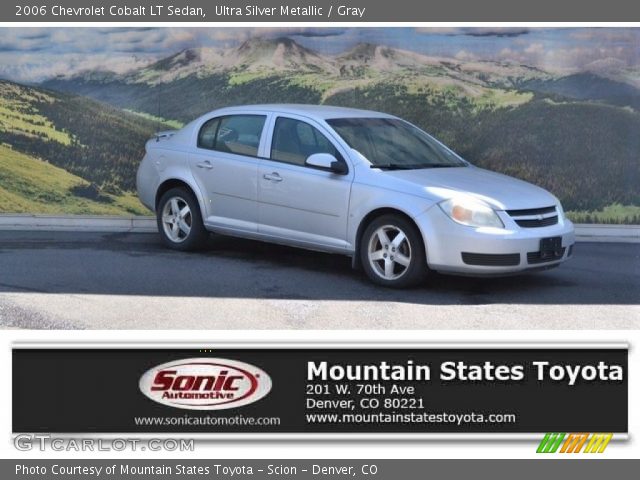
left=0, top=231, right=638, bottom=329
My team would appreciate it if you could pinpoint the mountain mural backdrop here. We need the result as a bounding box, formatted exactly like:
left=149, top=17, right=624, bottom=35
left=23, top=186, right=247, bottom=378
left=0, top=28, right=639, bottom=223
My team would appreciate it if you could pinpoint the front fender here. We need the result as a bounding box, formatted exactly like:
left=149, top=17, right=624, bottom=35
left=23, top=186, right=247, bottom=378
left=347, top=182, right=435, bottom=251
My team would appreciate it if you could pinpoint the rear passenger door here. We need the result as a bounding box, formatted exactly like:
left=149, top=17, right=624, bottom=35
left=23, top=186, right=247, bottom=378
left=257, top=115, right=353, bottom=251
left=191, top=113, right=268, bottom=233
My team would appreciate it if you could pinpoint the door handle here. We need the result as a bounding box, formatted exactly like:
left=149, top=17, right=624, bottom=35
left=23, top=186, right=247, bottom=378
left=196, top=161, right=213, bottom=169
left=263, top=172, right=283, bottom=182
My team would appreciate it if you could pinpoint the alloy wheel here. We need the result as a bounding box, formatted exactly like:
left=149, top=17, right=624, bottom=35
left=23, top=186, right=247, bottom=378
left=367, top=225, right=412, bottom=280
left=161, top=196, right=192, bottom=243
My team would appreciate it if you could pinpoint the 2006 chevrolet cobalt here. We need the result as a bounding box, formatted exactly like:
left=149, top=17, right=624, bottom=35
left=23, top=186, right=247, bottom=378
left=137, top=105, right=575, bottom=287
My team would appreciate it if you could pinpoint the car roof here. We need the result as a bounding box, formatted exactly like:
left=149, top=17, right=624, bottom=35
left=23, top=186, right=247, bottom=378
left=202, top=104, right=397, bottom=120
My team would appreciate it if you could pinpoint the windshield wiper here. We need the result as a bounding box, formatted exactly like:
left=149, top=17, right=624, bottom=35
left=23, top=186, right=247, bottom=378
left=371, top=163, right=424, bottom=170
left=371, top=163, right=463, bottom=170
left=422, top=163, right=465, bottom=168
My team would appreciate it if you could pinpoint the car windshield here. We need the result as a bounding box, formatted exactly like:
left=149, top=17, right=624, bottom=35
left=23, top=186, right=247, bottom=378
left=326, top=117, right=467, bottom=169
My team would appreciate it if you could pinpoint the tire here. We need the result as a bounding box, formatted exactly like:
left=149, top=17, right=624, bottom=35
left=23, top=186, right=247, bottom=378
left=156, top=187, right=208, bottom=251
left=360, top=214, right=428, bottom=288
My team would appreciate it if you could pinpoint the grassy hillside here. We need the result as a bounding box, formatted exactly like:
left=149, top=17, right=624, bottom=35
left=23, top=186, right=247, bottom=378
left=43, top=73, right=324, bottom=124
left=0, top=79, right=164, bottom=194
left=522, top=73, right=640, bottom=110
left=0, top=79, right=161, bottom=214
left=0, top=82, right=73, bottom=145
left=0, top=144, right=148, bottom=215
left=124, top=109, right=184, bottom=129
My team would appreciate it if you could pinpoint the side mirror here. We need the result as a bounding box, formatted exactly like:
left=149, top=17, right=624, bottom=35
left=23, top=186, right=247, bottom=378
left=305, top=153, right=348, bottom=174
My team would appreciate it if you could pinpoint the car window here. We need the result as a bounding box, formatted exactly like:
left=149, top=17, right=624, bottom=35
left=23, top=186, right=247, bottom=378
left=197, top=115, right=266, bottom=157
left=271, top=117, right=341, bottom=167
left=327, top=117, right=466, bottom=169
left=197, top=118, right=220, bottom=150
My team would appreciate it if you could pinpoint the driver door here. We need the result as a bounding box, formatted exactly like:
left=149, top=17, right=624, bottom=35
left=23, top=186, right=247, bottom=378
left=257, top=115, right=354, bottom=251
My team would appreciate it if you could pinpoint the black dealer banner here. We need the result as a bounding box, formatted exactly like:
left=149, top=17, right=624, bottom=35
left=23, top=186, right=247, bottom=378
left=12, top=347, right=627, bottom=434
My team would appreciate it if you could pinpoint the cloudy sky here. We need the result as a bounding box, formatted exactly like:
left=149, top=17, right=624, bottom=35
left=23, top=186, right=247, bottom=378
left=0, top=27, right=638, bottom=82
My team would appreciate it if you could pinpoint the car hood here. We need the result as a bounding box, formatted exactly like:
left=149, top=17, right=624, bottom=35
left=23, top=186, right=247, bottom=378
left=383, top=166, right=558, bottom=210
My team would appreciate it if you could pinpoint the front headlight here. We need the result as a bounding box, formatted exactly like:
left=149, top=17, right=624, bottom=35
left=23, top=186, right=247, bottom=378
left=439, top=197, right=504, bottom=228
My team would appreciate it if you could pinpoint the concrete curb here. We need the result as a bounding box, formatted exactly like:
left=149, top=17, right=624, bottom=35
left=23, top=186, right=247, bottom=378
left=0, top=214, right=638, bottom=242
left=0, top=214, right=157, bottom=233
left=573, top=224, right=640, bottom=243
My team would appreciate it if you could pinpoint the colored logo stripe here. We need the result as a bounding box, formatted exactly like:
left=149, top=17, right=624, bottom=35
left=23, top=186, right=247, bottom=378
left=537, top=433, right=613, bottom=453
left=584, top=433, right=613, bottom=453
left=560, top=433, right=589, bottom=453
left=537, top=433, right=565, bottom=453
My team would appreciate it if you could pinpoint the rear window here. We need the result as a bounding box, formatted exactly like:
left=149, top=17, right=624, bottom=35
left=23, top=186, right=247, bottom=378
left=198, top=115, right=266, bottom=157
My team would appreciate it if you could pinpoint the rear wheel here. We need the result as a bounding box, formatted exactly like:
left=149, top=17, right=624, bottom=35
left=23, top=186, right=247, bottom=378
left=156, top=187, right=208, bottom=251
left=360, top=214, right=428, bottom=288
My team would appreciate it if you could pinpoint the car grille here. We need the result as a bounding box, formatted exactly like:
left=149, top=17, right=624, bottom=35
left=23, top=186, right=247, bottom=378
left=506, top=206, right=558, bottom=228
left=462, top=252, right=521, bottom=267
left=527, top=248, right=566, bottom=264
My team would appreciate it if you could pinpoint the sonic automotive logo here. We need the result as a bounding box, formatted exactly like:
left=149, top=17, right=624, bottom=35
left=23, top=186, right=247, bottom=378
left=139, top=358, right=272, bottom=410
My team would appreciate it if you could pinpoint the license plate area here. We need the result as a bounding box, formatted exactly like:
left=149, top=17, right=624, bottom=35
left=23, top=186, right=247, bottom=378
left=539, top=236, right=563, bottom=259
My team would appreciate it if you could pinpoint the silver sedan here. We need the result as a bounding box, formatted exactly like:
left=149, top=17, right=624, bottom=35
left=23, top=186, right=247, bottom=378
left=137, top=104, right=574, bottom=287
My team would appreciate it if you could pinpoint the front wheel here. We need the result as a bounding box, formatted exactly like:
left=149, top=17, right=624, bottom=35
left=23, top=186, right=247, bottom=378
left=156, top=187, right=208, bottom=251
left=360, top=215, right=428, bottom=288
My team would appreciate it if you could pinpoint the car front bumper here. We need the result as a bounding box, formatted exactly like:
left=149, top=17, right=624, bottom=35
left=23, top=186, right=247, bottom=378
left=415, top=206, right=575, bottom=275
